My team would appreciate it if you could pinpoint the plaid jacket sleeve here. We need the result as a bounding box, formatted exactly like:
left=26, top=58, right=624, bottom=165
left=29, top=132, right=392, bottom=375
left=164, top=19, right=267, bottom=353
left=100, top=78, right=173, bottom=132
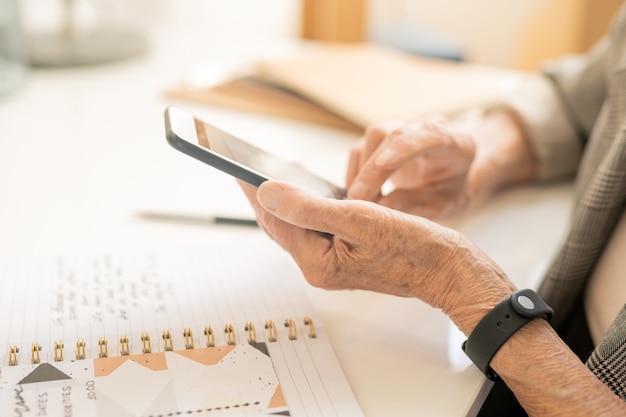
left=533, top=3, right=626, bottom=400
left=587, top=305, right=626, bottom=400
left=497, top=1, right=626, bottom=401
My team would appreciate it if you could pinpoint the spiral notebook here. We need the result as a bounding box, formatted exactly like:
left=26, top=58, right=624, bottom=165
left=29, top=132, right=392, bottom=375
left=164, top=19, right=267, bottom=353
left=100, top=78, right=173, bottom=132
left=0, top=237, right=363, bottom=417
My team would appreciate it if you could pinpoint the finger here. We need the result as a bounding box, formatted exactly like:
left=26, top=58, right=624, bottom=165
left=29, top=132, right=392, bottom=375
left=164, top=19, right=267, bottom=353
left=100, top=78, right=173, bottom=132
left=375, top=120, right=453, bottom=167
left=345, top=132, right=392, bottom=200
left=345, top=139, right=365, bottom=189
left=250, top=182, right=332, bottom=259
left=362, top=124, right=390, bottom=162
left=348, top=121, right=456, bottom=201
left=257, top=181, right=370, bottom=244
left=345, top=125, right=388, bottom=189
left=346, top=135, right=412, bottom=201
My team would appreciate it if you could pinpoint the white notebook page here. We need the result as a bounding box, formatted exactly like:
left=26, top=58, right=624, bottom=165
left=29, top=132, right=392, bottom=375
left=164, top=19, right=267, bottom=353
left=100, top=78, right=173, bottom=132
left=0, top=236, right=363, bottom=417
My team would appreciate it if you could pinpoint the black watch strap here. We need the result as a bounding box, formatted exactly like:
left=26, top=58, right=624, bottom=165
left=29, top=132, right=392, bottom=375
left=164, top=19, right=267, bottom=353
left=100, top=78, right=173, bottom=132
left=462, top=289, right=553, bottom=380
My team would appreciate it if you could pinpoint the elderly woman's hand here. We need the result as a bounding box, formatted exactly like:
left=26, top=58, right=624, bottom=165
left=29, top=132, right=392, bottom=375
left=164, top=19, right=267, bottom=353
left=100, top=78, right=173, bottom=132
left=345, top=117, right=476, bottom=220
left=238, top=179, right=515, bottom=335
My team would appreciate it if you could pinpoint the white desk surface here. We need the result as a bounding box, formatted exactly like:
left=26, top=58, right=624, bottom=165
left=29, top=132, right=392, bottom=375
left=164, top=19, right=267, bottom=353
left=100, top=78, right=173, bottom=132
left=0, top=25, right=573, bottom=417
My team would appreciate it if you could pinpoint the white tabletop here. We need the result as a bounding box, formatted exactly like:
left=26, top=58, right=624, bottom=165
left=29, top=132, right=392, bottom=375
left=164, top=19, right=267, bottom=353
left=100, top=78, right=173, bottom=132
left=0, top=23, right=573, bottom=417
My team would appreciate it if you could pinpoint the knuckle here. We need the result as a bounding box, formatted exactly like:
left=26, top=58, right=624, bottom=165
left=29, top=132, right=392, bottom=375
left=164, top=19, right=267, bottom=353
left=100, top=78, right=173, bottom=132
left=364, top=125, right=385, bottom=142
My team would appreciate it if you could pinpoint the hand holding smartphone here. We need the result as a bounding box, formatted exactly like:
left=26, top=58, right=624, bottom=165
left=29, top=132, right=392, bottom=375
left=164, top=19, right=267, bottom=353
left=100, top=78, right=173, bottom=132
left=164, top=106, right=346, bottom=199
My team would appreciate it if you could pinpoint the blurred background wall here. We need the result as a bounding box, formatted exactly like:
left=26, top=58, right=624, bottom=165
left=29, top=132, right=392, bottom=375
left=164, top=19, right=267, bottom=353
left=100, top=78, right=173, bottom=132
left=369, top=0, right=622, bottom=69
left=17, top=0, right=624, bottom=70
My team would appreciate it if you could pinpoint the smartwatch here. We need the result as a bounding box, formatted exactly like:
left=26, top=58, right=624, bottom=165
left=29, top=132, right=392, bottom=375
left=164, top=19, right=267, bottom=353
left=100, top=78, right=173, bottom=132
left=462, top=289, right=553, bottom=380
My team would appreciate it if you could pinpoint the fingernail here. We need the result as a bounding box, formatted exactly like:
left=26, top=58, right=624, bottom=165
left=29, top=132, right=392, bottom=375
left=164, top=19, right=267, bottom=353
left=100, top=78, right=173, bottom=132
left=347, top=181, right=368, bottom=199
left=258, top=182, right=284, bottom=211
left=375, top=149, right=397, bottom=166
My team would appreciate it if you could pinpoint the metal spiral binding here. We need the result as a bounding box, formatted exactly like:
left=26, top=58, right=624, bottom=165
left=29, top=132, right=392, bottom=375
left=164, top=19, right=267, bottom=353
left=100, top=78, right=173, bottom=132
left=224, top=324, right=236, bottom=345
left=284, top=318, right=297, bottom=340
left=54, top=342, right=64, bottom=362
left=5, top=316, right=315, bottom=365
left=98, top=338, right=108, bottom=358
left=31, top=344, right=41, bottom=364
left=204, top=326, right=215, bottom=347
left=119, top=335, right=130, bottom=356
left=183, top=328, right=194, bottom=350
left=141, top=332, right=152, bottom=354
left=8, top=346, right=18, bottom=366
left=265, top=320, right=277, bottom=342
left=245, top=322, right=257, bottom=344
left=76, top=339, right=87, bottom=360
left=304, top=317, right=317, bottom=338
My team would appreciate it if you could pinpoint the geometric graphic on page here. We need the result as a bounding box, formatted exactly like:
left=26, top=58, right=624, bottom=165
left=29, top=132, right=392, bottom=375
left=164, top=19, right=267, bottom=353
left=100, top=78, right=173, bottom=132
left=0, top=360, right=99, bottom=416
left=94, top=342, right=289, bottom=417
left=19, top=363, right=72, bottom=384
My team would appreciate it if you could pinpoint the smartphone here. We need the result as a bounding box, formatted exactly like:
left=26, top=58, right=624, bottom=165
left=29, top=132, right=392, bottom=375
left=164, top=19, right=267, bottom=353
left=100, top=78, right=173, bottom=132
left=164, top=106, right=346, bottom=199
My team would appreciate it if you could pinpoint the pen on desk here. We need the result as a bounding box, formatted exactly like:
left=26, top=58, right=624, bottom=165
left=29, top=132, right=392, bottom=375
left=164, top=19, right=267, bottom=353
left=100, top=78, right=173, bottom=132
left=212, top=216, right=258, bottom=227
left=137, top=211, right=258, bottom=227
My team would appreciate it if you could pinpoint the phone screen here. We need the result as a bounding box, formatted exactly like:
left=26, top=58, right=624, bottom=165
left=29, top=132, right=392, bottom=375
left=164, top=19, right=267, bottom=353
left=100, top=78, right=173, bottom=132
left=192, top=117, right=347, bottom=199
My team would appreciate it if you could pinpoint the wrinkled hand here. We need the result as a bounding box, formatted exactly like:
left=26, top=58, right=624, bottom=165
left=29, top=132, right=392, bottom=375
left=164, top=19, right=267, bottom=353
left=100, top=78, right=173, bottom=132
left=345, top=117, right=476, bottom=220
left=238, top=180, right=514, bottom=335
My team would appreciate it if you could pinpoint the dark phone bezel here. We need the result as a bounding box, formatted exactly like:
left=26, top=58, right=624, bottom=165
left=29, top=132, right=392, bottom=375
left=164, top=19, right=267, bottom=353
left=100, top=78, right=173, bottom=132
left=165, top=109, right=267, bottom=187
left=164, top=107, right=346, bottom=199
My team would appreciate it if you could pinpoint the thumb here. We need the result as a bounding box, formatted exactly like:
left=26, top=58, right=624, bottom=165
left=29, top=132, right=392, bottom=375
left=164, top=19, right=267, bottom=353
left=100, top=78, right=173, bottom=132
left=257, top=181, right=351, bottom=238
left=256, top=180, right=287, bottom=212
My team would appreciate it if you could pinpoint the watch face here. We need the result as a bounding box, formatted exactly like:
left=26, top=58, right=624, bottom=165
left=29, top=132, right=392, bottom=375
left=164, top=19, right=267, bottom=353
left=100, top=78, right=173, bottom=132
left=510, top=289, right=553, bottom=320
left=516, top=294, right=535, bottom=310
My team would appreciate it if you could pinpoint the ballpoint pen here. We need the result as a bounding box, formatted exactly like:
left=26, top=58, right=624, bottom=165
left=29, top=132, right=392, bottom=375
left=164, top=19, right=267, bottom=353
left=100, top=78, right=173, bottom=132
left=137, top=211, right=258, bottom=227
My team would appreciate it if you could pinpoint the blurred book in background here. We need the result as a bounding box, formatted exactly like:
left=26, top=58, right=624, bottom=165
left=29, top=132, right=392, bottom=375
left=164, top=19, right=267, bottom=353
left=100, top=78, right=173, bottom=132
left=167, top=43, right=522, bottom=132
